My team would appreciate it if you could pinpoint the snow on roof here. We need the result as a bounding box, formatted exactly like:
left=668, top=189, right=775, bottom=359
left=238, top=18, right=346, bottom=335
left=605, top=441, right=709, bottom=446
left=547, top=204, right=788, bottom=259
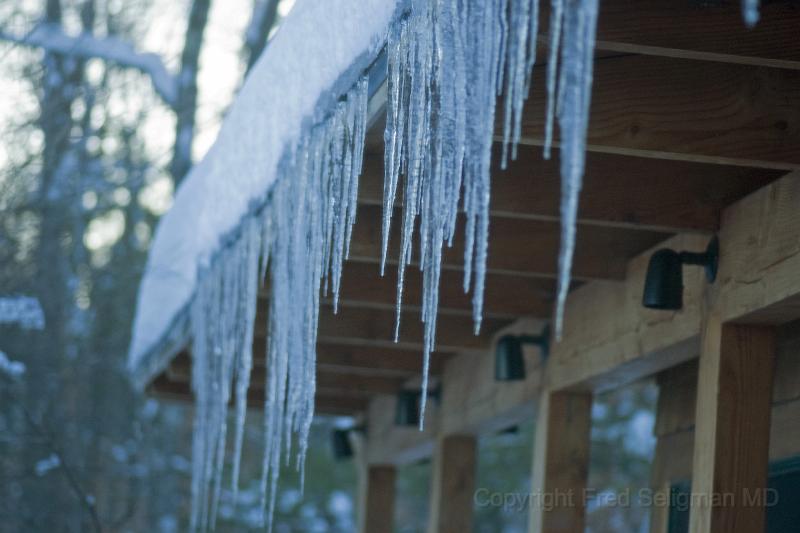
left=128, top=0, right=398, bottom=384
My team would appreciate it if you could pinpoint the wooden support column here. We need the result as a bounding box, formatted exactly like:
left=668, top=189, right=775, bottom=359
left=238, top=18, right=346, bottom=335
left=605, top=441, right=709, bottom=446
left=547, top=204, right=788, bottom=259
left=427, top=435, right=478, bottom=533
left=358, top=464, right=396, bottom=533
left=528, top=391, right=593, bottom=533
left=689, top=319, right=776, bottom=533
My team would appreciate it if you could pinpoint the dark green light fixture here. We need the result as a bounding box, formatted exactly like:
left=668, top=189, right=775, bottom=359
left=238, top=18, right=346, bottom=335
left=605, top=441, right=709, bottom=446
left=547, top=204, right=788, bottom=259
left=394, top=390, right=420, bottom=426
left=642, top=236, right=718, bottom=311
left=394, top=387, right=441, bottom=427
left=494, top=325, right=551, bottom=381
left=330, top=424, right=366, bottom=461
left=331, top=429, right=353, bottom=460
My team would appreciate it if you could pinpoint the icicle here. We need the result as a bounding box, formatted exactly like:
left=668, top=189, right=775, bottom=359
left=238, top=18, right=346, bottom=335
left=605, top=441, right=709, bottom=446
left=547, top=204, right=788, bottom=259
left=188, top=221, right=257, bottom=532
left=381, top=0, right=542, bottom=426
left=552, top=0, right=599, bottom=339
left=257, top=76, right=369, bottom=530
left=501, top=0, right=531, bottom=168
left=187, top=76, right=369, bottom=533
left=543, top=0, right=564, bottom=160
left=230, top=218, right=260, bottom=503
left=742, top=0, right=760, bottom=28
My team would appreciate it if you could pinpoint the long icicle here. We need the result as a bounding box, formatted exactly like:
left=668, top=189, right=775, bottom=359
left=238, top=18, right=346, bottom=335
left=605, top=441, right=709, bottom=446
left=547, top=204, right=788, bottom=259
left=382, top=0, right=540, bottom=425
left=188, top=76, right=369, bottom=533
left=552, top=0, right=599, bottom=339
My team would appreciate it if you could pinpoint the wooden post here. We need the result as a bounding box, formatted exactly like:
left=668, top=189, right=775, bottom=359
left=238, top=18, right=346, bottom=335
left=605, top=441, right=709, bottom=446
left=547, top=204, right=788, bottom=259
left=427, top=435, right=478, bottom=533
left=358, top=464, right=396, bottom=533
left=528, top=390, right=593, bottom=533
left=689, top=319, right=776, bottom=533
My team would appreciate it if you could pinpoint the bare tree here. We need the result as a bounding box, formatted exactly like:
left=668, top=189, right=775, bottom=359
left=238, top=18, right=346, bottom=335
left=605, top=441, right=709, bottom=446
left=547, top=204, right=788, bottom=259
left=243, top=0, right=279, bottom=74
left=170, top=0, right=212, bottom=183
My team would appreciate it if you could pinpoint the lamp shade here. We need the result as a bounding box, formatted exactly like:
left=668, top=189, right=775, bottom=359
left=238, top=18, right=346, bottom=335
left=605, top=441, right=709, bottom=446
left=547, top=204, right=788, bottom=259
left=495, top=335, right=526, bottom=381
left=642, top=249, right=683, bottom=310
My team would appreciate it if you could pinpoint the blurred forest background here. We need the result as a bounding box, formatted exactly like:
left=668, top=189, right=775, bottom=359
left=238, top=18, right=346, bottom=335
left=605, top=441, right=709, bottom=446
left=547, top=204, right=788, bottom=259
left=0, top=1, right=658, bottom=531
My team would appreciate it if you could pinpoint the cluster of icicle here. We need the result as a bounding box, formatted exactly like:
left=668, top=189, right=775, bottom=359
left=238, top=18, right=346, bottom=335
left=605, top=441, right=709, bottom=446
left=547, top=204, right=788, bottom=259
left=185, top=0, right=765, bottom=529
left=188, top=76, right=369, bottom=532
left=381, top=0, right=599, bottom=425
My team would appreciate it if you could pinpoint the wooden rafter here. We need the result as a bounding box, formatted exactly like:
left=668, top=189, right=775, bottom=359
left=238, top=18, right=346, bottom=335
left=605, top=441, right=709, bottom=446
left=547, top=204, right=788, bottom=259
left=359, top=149, right=779, bottom=233
left=518, top=55, right=800, bottom=169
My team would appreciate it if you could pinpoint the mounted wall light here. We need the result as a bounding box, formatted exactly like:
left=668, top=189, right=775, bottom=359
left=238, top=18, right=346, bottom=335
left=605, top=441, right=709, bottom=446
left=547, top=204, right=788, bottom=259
left=494, top=325, right=551, bottom=381
left=330, top=424, right=366, bottom=461
left=394, top=387, right=441, bottom=427
left=331, top=429, right=353, bottom=460
left=642, top=236, right=718, bottom=311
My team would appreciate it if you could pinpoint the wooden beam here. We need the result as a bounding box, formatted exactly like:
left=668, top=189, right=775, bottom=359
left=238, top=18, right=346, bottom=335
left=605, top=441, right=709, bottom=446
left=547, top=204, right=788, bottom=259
left=311, top=304, right=511, bottom=353
left=148, top=375, right=368, bottom=415
left=528, top=391, right=593, bottom=533
left=689, top=320, right=776, bottom=533
left=166, top=358, right=409, bottom=397
left=437, top=318, right=547, bottom=435
left=358, top=465, right=396, bottom=533
left=519, top=55, right=800, bottom=169
left=330, top=260, right=556, bottom=319
left=260, top=263, right=557, bottom=320
left=363, top=319, right=546, bottom=466
left=351, top=204, right=671, bottom=281
left=364, top=394, right=438, bottom=466
left=546, top=232, right=709, bottom=393
left=317, top=343, right=446, bottom=377
left=250, top=340, right=448, bottom=377
left=593, top=1, right=800, bottom=70
left=360, top=150, right=778, bottom=233
left=367, top=174, right=800, bottom=465
left=713, top=176, right=800, bottom=324
left=427, top=435, right=478, bottom=533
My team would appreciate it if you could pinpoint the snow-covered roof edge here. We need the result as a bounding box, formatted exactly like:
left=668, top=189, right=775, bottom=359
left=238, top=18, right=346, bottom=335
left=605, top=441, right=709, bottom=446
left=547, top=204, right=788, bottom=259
left=128, top=0, right=400, bottom=388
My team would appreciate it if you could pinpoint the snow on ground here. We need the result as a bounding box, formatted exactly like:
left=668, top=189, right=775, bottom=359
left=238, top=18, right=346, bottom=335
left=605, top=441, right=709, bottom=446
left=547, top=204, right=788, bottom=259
left=0, top=350, right=26, bottom=379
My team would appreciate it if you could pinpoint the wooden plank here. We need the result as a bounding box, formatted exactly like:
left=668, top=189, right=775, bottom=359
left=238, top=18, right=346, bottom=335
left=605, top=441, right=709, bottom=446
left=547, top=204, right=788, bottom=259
left=317, top=343, right=447, bottom=378
left=651, top=399, right=800, bottom=533
left=437, top=318, right=547, bottom=436
left=593, top=1, right=800, bottom=70
left=360, top=149, right=779, bottom=233
left=351, top=204, right=671, bottom=281
left=519, top=55, right=800, bottom=169
left=427, top=435, right=478, bottom=533
left=689, top=320, right=775, bottom=533
left=331, top=260, right=557, bottom=319
left=358, top=465, right=396, bottom=533
left=165, top=357, right=409, bottom=397
left=654, top=360, right=698, bottom=438
left=549, top=174, right=800, bottom=393
left=713, top=176, right=800, bottom=324
left=148, top=375, right=368, bottom=415
left=260, top=262, right=558, bottom=320
left=251, top=339, right=449, bottom=377
left=528, top=391, right=593, bottom=533
left=366, top=174, right=800, bottom=465
left=255, top=301, right=510, bottom=352
left=364, top=394, right=438, bottom=466
left=311, top=304, right=511, bottom=353
left=547, top=233, right=709, bottom=393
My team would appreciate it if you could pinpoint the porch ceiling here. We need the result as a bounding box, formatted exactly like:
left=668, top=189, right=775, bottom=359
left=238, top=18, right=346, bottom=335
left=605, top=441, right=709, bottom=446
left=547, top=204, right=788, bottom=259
left=147, top=1, right=797, bottom=416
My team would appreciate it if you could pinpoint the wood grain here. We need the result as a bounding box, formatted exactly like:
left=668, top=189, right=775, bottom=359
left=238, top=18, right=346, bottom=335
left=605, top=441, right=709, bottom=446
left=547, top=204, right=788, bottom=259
left=529, top=391, right=593, bottom=533
left=519, top=55, right=800, bottom=169
left=427, top=435, right=478, bottom=533
left=689, top=320, right=776, bottom=533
